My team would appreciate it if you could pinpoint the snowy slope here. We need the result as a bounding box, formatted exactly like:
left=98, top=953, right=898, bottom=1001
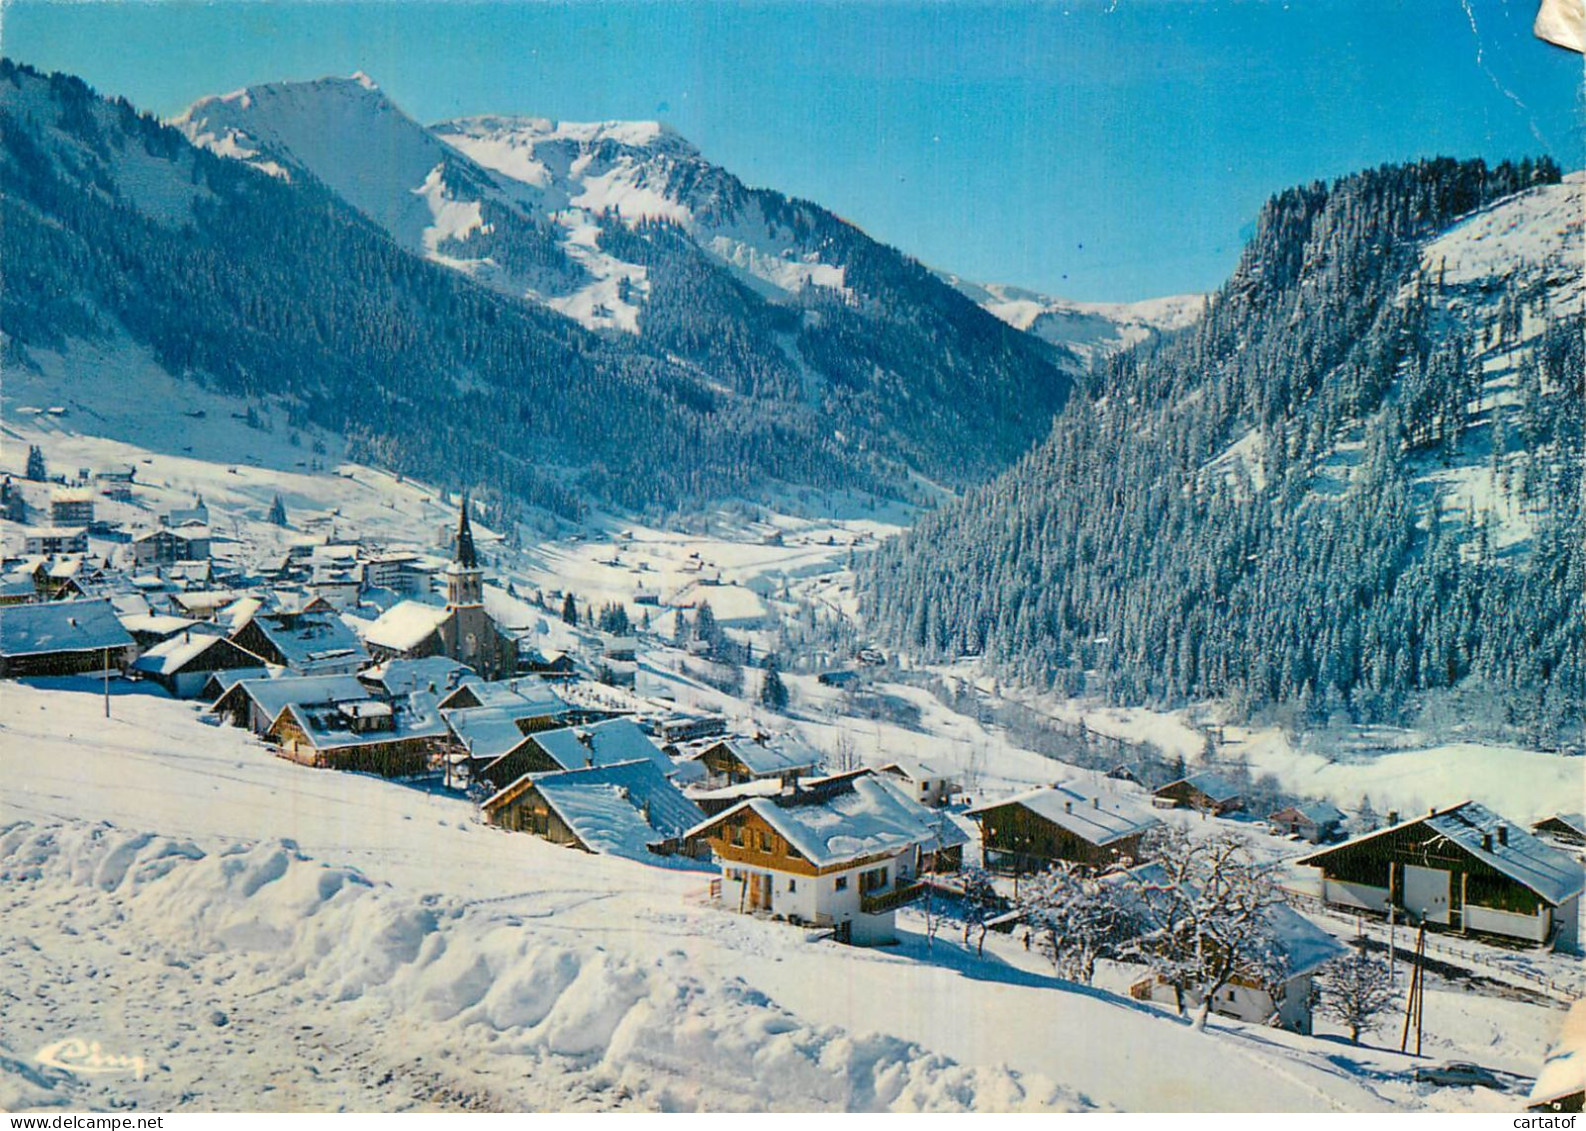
left=2, top=680, right=1542, bottom=1113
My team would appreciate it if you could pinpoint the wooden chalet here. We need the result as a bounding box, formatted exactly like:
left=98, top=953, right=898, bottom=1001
left=265, top=692, right=450, bottom=777
left=229, top=610, right=368, bottom=675
left=968, top=784, right=1160, bottom=872
left=1298, top=801, right=1584, bottom=950
left=210, top=673, right=372, bottom=735
left=481, top=759, right=705, bottom=861
left=1153, top=771, right=1244, bottom=815
left=474, top=717, right=670, bottom=793
left=1268, top=800, right=1347, bottom=844
left=131, top=630, right=266, bottom=698
left=685, top=774, right=967, bottom=945
left=1533, top=814, right=1586, bottom=848
left=695, top=737, right=817, bottom=787
left=0, top=598, right=136, bottom=677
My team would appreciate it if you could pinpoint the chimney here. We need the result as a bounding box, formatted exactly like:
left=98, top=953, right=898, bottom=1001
left=1496, top=825, right=1508, bottom=847
left=1480, top=833, right=1492, bottom=851
left=1092, top=797, right=1099, bottom=809
left=1387, top=810, right=1399, bottom=825
left=1065, top=801, right=1073, bottom=814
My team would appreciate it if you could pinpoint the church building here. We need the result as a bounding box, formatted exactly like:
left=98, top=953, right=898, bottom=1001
left=363, top=499, right=517, bottom=680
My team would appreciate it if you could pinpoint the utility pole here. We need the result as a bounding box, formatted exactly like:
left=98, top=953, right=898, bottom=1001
left=1399, top=922, right=1427, bottom=1055
left=103, top=645, right=110, bottom=719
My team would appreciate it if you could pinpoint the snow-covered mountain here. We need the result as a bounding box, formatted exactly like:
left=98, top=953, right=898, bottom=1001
left=168, top=72, right=1079, bottom=486
left=942, top=276, right=1205, bottom=365
left=174, top=75, right=585, bottom=304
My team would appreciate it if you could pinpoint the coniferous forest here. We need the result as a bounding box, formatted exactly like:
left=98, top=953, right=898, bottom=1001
left=861, top=159, right=1583, bottom=747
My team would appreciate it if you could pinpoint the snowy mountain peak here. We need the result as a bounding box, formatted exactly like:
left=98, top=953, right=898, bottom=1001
left=439, top=115, right=696, bottom=157
left=941, top=273, right=1206, bottom=364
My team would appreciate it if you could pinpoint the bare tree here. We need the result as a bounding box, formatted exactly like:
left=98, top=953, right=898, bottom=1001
left=1115, top=827, right=1285, bottom=1030
left=1020, top=863, right=1122, bottom=985
left=1316, top=948, right=1397, bottom=1043
left=831, top=730, right=861, bottom=773
left=957, top=866, right=1002, bottom=957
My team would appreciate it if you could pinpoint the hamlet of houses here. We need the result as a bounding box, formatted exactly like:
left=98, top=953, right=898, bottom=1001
left=2, top=461, right=1581, bottom=1043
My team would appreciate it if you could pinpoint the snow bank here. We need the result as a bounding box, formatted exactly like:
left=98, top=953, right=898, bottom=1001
left=0, top=820, right=1072, bottom=1112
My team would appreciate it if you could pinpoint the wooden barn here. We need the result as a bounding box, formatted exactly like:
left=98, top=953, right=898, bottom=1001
left=1298, top=801, right=1583, bottom=951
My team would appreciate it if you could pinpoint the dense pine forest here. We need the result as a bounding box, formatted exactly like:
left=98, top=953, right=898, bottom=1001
left=862, top=158, right=1584, bottom=748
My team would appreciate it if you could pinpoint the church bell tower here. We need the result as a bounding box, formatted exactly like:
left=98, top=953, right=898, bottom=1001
left=445, top=496, right=484, bottom=608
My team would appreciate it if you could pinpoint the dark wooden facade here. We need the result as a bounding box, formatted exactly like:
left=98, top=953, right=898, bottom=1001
left=1302, top=822, right=1551, bottom=921
left=267, top=711, right=436, bottom=778
left=971, top=800, right=1143, bottom=872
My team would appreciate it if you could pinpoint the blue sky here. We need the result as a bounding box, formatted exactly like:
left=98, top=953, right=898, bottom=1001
left=3, top=1, right=1580, bottom=300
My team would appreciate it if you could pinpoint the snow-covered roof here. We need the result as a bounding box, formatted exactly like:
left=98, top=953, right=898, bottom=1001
left=445, top=677, right=568, bottom=715
left=219, top=673, right=371, bottom=721
left=1300, top=801, right=1585, bottom=907
left=0, top=598, right=133, bottom=657
left=118, top=613, right=201, bottom=639
left=443, top=705, right=537, bottom=762
left=969, top=784, right=1160, bottom=847
left=531, top=718, right=672, bottom=774
left=130, top=628, right=242, bottom=676
left=360, top=655, right=478, bottom=698
left=492, top=759, right=706, bottom=862
left=252, top=613, right=369, bottom=673
left=710, top=738, right=818, bottom=777
left=1536, top=813, right=1586, bottom=839
left=686, top=778, right=785, bottom=804
left=692, top=775, right=967, bottom=870
left=1271, top=801, right=1347, bottom=827
left=363, top=600, right=450, bottom=651
left=171, top=589, right=238, bottom=611
left=1159, top=771, right=1242, bottom=803
left=1424, top=803, right=1584, bottom=907
left=276, top=686, right=447, bottom=751
left=879, top=755, right=951, bottom=782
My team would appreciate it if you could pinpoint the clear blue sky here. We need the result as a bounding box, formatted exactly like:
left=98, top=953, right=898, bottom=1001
left=3, top=0, right=1580, bottom=301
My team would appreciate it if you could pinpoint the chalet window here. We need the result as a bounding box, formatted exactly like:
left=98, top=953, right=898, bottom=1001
left=860, top=867, right=888, bottom=893
left=787, top=879, right=796, bottom=892
left=834, top=876, right=848, bottom=891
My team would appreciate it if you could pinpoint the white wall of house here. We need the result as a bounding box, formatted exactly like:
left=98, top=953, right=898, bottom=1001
left=1556, top=895, right=1580, bottom=953
left=1465, top=902, right=1550, bottom=944
left=1322, top=878, right=1390, bottom=913
left=715, top=855, right=902, bottom=945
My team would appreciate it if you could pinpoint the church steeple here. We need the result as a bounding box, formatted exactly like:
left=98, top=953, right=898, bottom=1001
left=446, top=494, right=483, bottom=607
left=454, top=494, right=478, bottom=569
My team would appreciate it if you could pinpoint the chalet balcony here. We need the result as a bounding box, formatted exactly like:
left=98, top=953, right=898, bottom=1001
left=860, top=880, right=925, bottom=915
